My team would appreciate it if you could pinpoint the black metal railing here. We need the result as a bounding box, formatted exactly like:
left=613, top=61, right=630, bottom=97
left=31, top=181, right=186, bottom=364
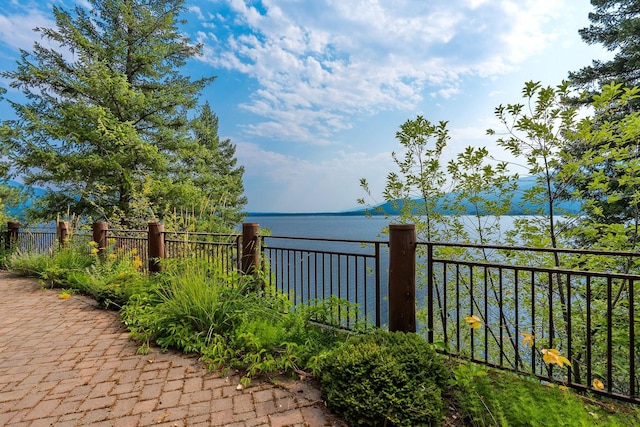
left=260, top=235, right=385, bottom=329
left=421, top=241, right=640, bottom=404
left=164, top=231, right=241, bottom=275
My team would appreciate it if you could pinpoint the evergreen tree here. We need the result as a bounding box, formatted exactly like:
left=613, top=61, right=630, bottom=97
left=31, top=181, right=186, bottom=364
left=566, top=1, right=640, bottom=229
left=165, top=102, right=246, bottom=231
left=569, top=0, right=640, bottom=95
left=0, top=0, right=223, bottom=227
left=0, top=88, right=23, bottom=221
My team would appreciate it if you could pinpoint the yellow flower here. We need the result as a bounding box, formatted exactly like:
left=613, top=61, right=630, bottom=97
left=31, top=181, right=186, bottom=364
left=592, top=378, right=605, bottom=390
left=108, top=253, right=117, bottom=260
left=90, top=247, right=99, bottom=255
left=130, top=247, right=138, bottom=255
left=58, top=292, right=71, bottom=299
left=541, top=349, right=571, bottom=368
left=88, top=240, right=98, bottom=248
left=465, top=315, right=482, bottom=330
left=558, top=385, right=568, bottom=392
left=521, top=332, right=535, bottom=348
left=133, top=256, right=143, bottom=269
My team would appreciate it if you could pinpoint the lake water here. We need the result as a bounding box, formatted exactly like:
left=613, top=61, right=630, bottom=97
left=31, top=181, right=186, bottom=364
left=243, top=215, right=391, bottom=241
left=242, top=214, right=524, bottom=243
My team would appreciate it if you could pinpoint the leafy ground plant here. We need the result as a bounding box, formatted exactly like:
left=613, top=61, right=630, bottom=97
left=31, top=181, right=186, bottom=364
left=7, top=244, right=94, bottom=288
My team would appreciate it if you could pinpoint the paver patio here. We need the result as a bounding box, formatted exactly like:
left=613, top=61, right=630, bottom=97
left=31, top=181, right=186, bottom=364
left=0, top=272, right=346, bottom=426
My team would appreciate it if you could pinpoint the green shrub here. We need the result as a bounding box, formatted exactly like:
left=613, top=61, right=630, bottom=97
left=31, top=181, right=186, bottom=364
left=321, top=329, right=447, bottom=427
left=81, top=254, right=150, bottom=309
left=120, top=259, right=354, bottom=384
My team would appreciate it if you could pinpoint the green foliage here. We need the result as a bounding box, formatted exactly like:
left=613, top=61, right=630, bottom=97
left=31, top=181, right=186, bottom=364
left=450, top=364, right=640, bottom=426
left=120, top=259, right=350, bottom=384
left=321, top=329, right=447, bottom=427
left=81, top=252, right=152, bottom=310
left=8, top=245, right=94, bottom=288
left=570, top=0, right=640, bottom=101
left=360, top=115, right=460, bottom=242
left=569, top=0, right=640, bottom=226
left=569, top=83, right=640, bottom=251
left=7, top=251, right=53, bottom=278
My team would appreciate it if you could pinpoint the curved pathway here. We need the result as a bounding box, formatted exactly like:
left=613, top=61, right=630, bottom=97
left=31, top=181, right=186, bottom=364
left=0, top=272, right=345, bottom=426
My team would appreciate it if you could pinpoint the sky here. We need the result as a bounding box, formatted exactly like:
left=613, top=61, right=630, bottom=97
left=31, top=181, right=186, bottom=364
left=0, top=0, right=611, bottom=213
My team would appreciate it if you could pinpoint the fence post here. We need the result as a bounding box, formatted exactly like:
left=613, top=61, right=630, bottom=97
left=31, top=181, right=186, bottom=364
left=148, top=222, right=165, bottom=273
left=388, top=224, right=416, bottom=333
left=57, top=221, right=70, bottom=248
left=92, top=221, right=108, bottom=257
left=241, top=223, right=260, bottom=275
left=6, top=221, right=19, bottom=252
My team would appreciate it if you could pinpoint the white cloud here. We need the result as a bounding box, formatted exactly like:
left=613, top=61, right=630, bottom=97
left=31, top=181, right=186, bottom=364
left=196, top=0, right=576, bottom=145
left=0, top=8, right=56, bottom=53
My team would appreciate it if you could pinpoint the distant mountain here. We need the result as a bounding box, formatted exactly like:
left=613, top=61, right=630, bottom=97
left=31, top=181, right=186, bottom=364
left=349, top=176, right=582, bottom=216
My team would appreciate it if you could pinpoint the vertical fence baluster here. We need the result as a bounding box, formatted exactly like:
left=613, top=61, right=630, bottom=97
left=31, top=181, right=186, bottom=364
left=629, top=278, right=636, bottom=398
left=607, top=276, right=613, bottom=392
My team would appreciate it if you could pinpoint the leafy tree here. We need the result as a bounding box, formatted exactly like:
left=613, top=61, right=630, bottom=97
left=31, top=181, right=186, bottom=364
left=486, top=80, right=640, bottom=392
left=488, top=81, right=579, bottom=252
left=571, top=83, right=640, bottom=255
left=359, top=116, right=461, bottom=241
left=0, top=0, right=223, bottom=227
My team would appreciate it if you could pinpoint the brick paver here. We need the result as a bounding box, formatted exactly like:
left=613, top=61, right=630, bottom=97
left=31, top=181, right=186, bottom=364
left=0, top=272, right=346, bottom=426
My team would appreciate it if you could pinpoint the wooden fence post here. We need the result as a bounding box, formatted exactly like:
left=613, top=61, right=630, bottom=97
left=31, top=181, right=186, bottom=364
left=241, top=223, right=260, bottom=275
left=148, top=222, right=165, bottom=273
left=57, top=221, right=70, bottom=248
left=6, top=221, right=19, bottom=252
left=388, top=224, right=416, bottom=333
left=92, top=221, right=108, bottom=257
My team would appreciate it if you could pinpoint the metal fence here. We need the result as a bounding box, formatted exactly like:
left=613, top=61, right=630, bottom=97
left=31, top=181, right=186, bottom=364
left=260, top=235, right=385, bottom=329
left=421, top=241, right=640, bottom=405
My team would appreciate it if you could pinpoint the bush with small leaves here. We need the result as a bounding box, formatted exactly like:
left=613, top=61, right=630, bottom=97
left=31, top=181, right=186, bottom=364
left=321, top=329, right=447, bottom=427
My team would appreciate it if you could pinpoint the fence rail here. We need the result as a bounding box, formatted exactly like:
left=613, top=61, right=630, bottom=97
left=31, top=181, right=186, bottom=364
left=3, top=221, right=639, bottom=405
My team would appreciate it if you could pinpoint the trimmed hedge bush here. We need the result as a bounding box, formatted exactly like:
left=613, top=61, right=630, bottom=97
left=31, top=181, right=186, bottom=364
left=321, top=329, right=447, bottom=426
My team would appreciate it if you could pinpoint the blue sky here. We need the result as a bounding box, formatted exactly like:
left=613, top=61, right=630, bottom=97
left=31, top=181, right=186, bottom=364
left=0, top=0, right=610, bottom=213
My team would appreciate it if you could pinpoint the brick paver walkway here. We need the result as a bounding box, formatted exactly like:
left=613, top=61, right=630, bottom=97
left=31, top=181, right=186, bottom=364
left=0, top=272, right=346, bottom=426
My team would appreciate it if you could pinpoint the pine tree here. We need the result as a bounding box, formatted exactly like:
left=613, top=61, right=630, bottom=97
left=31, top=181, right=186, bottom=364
left=166, top=102, right=247, bottom=231
left=566, top=1, right=640, bottom=229
left=570, top=0, right=640, bottom=96
left=0, top=0, right=222, bottom=226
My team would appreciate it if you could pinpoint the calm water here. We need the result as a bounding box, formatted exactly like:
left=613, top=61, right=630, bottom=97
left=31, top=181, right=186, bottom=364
left=243, top=215, right=391, bottom=241
left=242, top=214, right=524, bottom=243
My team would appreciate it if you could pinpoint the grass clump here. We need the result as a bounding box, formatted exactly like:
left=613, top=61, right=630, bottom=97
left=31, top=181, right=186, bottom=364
left=8, top=245, right=93, bottom=288
left=320, top=329, right=448, bottom=427
left=448, top=362, right=640, bottom=426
